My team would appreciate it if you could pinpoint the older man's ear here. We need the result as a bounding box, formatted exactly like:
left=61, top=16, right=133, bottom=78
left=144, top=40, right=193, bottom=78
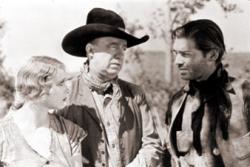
left=85, top=43, right=94, bottom=60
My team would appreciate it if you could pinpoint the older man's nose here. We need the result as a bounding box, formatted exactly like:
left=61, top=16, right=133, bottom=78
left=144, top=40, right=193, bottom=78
left=114, top=49, right=124, bottom=59
left=65, top=81, right=71, bottom=94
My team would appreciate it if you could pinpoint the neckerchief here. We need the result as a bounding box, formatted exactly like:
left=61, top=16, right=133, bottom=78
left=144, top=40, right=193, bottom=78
left=80, top=60, right=123, bottom=123
left=184, top=64, right=234, bottom=155
left=80, top=60, right=112, bottom=94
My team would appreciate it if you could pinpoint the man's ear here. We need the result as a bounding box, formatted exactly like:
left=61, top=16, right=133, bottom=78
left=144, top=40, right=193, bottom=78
left=85, top=43, right=94, bottom=59
left=207, top=50, right=219, bottom=62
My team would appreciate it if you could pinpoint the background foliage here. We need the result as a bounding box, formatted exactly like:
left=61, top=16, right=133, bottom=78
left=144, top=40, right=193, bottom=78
left=0, top=17, right=15, bottom=117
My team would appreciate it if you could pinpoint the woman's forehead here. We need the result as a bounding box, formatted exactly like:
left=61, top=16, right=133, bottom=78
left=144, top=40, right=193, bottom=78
left=54, top=69, right=73, bottom=82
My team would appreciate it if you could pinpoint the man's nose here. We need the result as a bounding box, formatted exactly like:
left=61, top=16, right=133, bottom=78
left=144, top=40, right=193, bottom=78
left=66, top=87, right=69, bottom=94
left=174, top=54, right=184, bottom=66
left=65, top=82, right=71, bottom=94
left=114, top=48, right=125, bottom=58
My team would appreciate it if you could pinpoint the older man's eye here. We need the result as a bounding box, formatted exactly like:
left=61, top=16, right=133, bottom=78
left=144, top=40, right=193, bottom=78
left=123, top=45, right=127, bottom=51
left=109, top=44, right=117, bottom=49
left=58, top=80, right=65, bottom=86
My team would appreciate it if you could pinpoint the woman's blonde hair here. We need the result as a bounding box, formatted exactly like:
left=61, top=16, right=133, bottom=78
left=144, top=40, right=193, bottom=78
left=13, top=56, right=65, bottom=109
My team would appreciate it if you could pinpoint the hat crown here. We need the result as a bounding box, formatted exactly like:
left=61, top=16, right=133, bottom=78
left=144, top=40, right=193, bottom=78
left=62, top=7, right=149, bottom=57
left=86, top=8, right=125, bottom=29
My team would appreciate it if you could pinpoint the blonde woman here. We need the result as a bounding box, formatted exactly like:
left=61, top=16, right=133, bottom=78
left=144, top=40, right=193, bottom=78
left=0, top=56, right=87, bottom=167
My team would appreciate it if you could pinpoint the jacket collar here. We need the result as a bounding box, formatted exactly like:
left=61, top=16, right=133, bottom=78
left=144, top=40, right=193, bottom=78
left=77, top=75, right=102, bottom=129
left=183, top=64, right=236, bottom=95
left=76, top=76, right=130, bottom=130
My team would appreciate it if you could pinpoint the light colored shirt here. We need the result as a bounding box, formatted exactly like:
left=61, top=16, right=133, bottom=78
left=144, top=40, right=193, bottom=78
left=0, top=113, right=86, bottom=167
left=92, top=84, right=123, bottom=167
left=176, top=94, right=215, bottom=167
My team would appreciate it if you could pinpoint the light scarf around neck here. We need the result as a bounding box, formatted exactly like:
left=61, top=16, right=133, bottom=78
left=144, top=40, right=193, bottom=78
left=80, top=60, right=112, bottom=94
left=80, top=60, right=122, bottom=99
left=81, top=60, right=124, bottom=124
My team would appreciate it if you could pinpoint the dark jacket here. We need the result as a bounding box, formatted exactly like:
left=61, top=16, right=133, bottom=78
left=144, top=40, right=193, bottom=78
left=59, top=74, right=163, bottom=167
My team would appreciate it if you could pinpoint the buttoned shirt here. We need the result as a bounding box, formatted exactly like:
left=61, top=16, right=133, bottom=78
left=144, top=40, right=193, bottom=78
left=92, top=90, right=123, bottom=167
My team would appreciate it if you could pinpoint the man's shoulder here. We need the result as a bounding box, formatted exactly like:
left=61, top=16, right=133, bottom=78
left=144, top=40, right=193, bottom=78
left=50, top=114, right=87, bottom=143
left=67, top=72, right=81, bottom=90
left=67, top=73, right=89, bottom=101
left=117, top=78, right=144, bottom=96
left=165, top=87, right=186, bottom=125
left=170, top=88, right=185, bottom=103
left=167, top=88, right=186, bottom=110
left=118, top=78, right=140, bottom=88
left=57, top=104, right=84, bottom=117
left=70, top=72, right=83, bottom=85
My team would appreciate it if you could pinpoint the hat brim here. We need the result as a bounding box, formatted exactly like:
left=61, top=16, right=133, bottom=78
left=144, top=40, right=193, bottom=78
left=62, top=23, right=149, bottom=57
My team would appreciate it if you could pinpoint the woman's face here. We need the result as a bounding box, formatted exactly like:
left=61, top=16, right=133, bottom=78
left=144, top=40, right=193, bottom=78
left=0, top=98, right=8, bottom=118
left=41, top=69, right=70, bottom=110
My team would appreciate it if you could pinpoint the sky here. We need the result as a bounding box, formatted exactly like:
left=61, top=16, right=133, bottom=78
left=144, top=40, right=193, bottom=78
left=1, top=0, right=250, bottom=75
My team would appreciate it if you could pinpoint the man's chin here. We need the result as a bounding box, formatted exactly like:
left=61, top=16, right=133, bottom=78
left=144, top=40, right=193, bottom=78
left=102, top=73, right=118, bottom=81
left=107, top=70, right=120, bottom=76
left=180, top=75, right=191, bottom=81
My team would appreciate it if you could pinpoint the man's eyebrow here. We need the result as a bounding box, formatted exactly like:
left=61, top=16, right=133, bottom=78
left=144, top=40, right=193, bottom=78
left=109, top=42, right=119, bottom=45
left=108, top=42, right=127, bottom=48
left=179, top=51, right=192, bottom=54
left=172, top=50, right=192, bottom=54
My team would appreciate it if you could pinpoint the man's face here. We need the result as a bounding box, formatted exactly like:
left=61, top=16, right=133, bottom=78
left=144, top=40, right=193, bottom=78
left=88, top=37, right=127, bottom=79
left=172, top=38, right=212, bottom=81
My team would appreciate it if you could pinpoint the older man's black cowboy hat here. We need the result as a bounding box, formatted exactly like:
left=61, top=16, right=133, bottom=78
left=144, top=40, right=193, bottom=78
left=62, top=8, right=149, bottom=57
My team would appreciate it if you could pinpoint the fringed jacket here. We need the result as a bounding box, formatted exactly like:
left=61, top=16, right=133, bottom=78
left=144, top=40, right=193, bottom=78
left=166, top=67, right=250, bottom=167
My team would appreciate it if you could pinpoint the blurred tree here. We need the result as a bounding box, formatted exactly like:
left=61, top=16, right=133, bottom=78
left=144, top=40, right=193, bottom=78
left=0, top=56, right=15, bottom=118
left=0, top=17, right=15, bottom=118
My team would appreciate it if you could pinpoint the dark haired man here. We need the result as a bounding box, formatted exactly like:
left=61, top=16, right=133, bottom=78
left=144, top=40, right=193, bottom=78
left=166, top=19, right=250, bottom=167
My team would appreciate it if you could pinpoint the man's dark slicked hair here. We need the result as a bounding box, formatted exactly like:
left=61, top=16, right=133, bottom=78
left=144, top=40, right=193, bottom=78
left=172, top=19, right=226, bottom=63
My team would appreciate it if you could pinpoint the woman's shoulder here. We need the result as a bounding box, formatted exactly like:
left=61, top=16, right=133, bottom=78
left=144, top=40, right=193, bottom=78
left=0, top=112, right=15, bottom=142
left=0, top=112, right=14, bottom=127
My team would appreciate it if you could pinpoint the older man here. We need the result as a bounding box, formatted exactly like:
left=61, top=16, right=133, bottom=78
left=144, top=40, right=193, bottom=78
left=59, top=8, right=163, bottom=167
left=166, top=19, right=250, bottom=167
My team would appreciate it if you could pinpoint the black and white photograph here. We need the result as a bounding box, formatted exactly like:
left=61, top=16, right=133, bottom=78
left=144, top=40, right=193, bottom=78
left=0, top=0, right=250, bottom=166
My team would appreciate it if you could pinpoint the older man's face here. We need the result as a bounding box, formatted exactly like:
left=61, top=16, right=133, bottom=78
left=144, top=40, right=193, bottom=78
left=89, top=37, right=127, bottom=79
left=172, top=38, right=212, bottom=81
